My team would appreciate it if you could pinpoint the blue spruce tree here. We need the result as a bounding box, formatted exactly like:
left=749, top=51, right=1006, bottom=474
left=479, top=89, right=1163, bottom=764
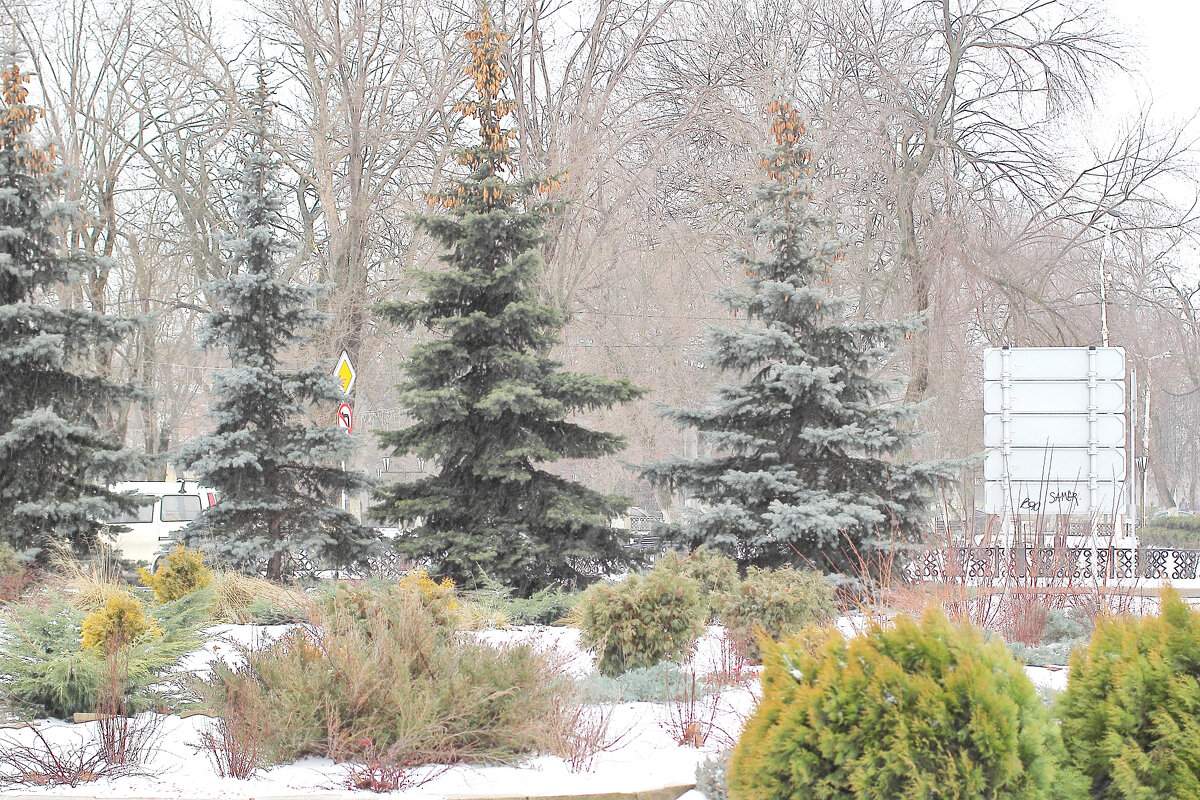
left=371, top=9, right=646, bottom=596
left=177, top=71, right=377, bottom=580
left=0, top=58, right=144, bottom=560
left=644, top=103, right=951, bottom=577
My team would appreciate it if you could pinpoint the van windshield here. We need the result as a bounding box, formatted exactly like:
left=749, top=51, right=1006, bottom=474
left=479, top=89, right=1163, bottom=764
left=161, top=494, right=203, bottom=522
left=105, top=496, right=155, bottom=525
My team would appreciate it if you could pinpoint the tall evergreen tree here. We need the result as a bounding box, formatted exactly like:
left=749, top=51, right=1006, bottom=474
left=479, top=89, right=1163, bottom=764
left=0, top=58, right=144, bottom=560
left=644, top=103, right=951, bottom=577
left=371, top=9, right=646, bottom=596
left=176, top=71, right=377, bottom=580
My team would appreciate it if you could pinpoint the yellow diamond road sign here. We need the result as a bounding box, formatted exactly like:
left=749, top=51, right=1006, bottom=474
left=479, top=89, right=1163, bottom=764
left=334, top=350, right=356, bottom=395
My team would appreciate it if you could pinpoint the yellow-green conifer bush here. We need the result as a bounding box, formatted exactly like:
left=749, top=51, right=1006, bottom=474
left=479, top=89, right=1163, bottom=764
left=80, top=590, right=162, bottom=650
left=138, top=545, right=213, bottom=603
left=577, top=570, right=706, bottom=677
left=719, top=566, right=835, bottom=662
left=1058, top=588, right=1200, bottom=800
left=730, top=611, right=1081, bottom=800
left=653, top=547, right=741, bottom=622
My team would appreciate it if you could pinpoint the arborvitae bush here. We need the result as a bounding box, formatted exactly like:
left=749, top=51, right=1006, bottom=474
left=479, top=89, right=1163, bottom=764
left=0, top=590, right=209, bottom=717
left=193, top=584, right=573, bottom=767
left=80, top=591, right=162, bottom=651
left=653, top=547, right=741, bottom=621
left=731, top=611, right=1081, bottom=800
left=1058, top=588, right=1200, bottom=799
left=719, top=566, right=835, bottom=662
left=138, top=546, right=213, bottom=603
left=577, top=571, right=706, bottom=677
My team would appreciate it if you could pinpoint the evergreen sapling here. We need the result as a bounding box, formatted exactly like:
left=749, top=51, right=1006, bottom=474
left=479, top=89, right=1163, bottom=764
left=176, top=72, right=377, bottom=579
left=0, top=57, right=144, bottom=560
left=644, top=103, right=952, bottom=577
left=371, top=9, right=646, bottom=595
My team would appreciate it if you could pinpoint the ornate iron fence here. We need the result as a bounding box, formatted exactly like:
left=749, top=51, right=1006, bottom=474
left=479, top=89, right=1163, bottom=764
left=913, top=545, right=1200, bottom=582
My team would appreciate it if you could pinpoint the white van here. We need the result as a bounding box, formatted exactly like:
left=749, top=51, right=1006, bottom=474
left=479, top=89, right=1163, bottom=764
left=100, top=481, right=217, bottom=565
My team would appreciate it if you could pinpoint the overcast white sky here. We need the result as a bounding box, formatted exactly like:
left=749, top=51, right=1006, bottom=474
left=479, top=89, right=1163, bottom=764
left=1105, top=0, right=1200, bottom=124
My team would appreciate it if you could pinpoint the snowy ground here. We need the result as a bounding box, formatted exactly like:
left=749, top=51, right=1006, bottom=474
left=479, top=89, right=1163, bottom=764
left=0, top=618, right=1074, bottom=799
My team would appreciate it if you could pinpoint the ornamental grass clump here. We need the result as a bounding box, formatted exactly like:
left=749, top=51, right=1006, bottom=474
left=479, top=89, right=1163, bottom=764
left=1058, top=588, right=1200, bottom=800
left=194, top=579, right=573, bottom=768
left=730, top=611, right=1081, bottom=800
left=210, top=571, right=301, bottom=624
left=577, top=570, right=706, bottom=677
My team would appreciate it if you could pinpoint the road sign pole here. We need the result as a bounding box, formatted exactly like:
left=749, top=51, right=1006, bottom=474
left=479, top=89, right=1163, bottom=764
left=333, top=351, right=356, bottom=516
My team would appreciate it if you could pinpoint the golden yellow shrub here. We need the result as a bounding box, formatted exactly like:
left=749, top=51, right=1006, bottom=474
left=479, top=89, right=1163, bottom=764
left=80, top=590, right=162, bottom=651
left=138, top=546, right=213, bottom=603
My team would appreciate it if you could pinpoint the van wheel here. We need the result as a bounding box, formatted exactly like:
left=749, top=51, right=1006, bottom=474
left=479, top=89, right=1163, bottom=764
left=150, top=556, right=163, bottom=573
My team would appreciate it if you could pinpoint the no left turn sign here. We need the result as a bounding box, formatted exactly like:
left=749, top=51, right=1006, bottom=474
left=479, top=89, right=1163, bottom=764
left=336, top=402, right=354, bottom=434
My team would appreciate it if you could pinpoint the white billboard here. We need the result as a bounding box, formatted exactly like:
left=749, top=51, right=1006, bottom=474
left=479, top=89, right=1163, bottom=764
left=983, top=346, right=1124, bottom=381
left=983, top=381, right=1125, bottom=415
left=983, top=482, right=1126, bottom=516
left=983, top=414, right=1125, bottom=449
left=983, top=449, right=1126, bottom=482
left=983, top=346, right=1127, bottom=516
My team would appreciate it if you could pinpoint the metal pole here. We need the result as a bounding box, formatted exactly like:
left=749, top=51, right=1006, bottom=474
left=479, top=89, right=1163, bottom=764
left=1129, top=367, right=1137, bottom=535
left=1143, top=378, right=1151, bottom=525
left=1098, top=226, right=1112, bottom=347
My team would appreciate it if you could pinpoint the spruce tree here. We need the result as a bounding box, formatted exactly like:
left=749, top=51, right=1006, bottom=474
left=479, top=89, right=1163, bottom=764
left=644, top=103, right=950, bottom=577
left=176, top=72, right=377, bottom=580
left=371, top=9, right=646, bottom=596
left=0, top=58, right=144, bottom=560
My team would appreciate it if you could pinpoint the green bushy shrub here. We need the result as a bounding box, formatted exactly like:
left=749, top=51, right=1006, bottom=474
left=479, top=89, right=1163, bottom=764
left=1136, top=515, right=1200, bottom=548
left=1058, top=588, right=1200, bottom=799
left=577, top=571, right=706, bottom=677
left=576, top=661, right=716, bottom=704
left=0, top=542, right=33, bottom=605
left=138, top=546, right=213, bottom=603
left=463, top=575, right=581, bottom=626
left=731, top=613, right=1081, bottom=800
left=720, top=566, right=834, bottom=662
left=653, top=547, right=740, bottom=621
left=193, top=583, right=572, bottom=767
left=0, top=543, right=20, bottom=576
left=0, top=589, right=210, bottom=718
left=1008, top=608, right=1093, bottom=666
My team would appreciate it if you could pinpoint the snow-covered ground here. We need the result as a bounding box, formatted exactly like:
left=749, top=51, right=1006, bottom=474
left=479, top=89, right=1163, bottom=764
left=0, top=618, right=1075, bottom=798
